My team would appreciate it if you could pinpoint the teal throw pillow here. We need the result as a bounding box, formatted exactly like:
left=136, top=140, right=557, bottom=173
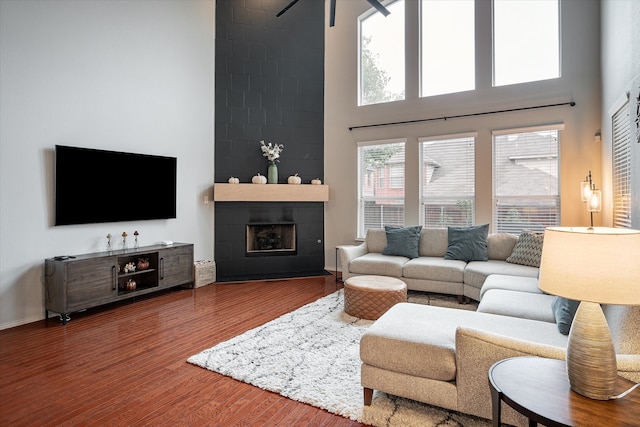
left=382, top=225, right=422, bottom=259
left=444, top=224, right=489, bottom=262
left=552, top=297, right=580, bottom=335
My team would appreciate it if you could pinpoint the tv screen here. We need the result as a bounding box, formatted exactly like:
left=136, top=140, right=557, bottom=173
left=55, top=145, right=177, bottom=226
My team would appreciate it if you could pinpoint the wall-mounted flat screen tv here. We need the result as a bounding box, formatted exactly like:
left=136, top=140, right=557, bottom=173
left=55, top=145, right=177, bottom=226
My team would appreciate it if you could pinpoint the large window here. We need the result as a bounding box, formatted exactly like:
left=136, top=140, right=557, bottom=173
left=493, top=126, right=561, bottom=234
left=357, top=140, right=406, bottom=238
left=493, top=0, right=560, bottom=87
left=419, top=135, right=475, bottom=227
left=420, top=0, right=475, bottom=97
left=358, top=0, right=405, bottom=106
left=612, top=99, right=632, bottom=228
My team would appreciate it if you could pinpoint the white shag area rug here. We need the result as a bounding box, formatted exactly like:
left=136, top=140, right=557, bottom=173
left=188, top=290, right=489, bottom=427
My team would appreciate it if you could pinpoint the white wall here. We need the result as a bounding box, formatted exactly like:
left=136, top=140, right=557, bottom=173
left=600, top=0, right=640, bottom=227
left=0, top=0, right=215, bottom=329
left=324, top=0, right=602, bottom=268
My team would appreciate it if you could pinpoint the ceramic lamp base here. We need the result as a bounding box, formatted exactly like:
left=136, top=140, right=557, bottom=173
left=566, top=301, right=617, bottom=400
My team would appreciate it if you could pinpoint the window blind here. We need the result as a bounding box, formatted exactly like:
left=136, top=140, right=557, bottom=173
left=419, top=136, right=475, bottom=227
left=612, top=101, right=631, bottom=228
left=493, top=129, right=560, bottom=234
left=357, top=141, right=406, bottom=238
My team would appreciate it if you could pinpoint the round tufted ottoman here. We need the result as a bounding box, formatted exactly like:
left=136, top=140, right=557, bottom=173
left=343, top=275, right=407, bottom=320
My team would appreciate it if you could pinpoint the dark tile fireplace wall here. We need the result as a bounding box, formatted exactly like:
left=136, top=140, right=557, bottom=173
left=215, top=202, right=325, bottom=282
left=214, top=1, right=325, bottom=280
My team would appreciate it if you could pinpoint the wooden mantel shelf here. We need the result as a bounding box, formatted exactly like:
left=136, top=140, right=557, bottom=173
left=213, top=183, right=329, bottom=202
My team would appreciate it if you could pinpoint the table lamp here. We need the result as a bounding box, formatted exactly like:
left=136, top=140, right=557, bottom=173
left=580, top=171, right=602, bottom=227
left=538, top=227, right=640, bottom=400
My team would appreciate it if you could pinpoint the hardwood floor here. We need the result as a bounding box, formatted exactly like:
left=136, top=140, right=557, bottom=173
left=0, top=275, right=370, bottom=426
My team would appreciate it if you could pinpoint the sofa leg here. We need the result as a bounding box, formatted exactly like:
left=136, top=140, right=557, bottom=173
left=364, top=387, right=373, bottom=405
left=465, top=297, right=471, bottom=304
left=457, top=295, right=463, bottom=304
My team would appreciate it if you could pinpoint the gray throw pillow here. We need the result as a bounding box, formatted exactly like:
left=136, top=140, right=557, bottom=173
left=506, top=230, right=545, bottom=267
left=382, top=225, right=422, bottom=259
left=552, top=297, right=580, bottom=335
left=444, top=224, right=489, bottom=262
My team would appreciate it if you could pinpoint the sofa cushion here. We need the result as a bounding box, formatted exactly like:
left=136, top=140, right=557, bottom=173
left=506, top=230, right=545, bottom=267
left=552, top=296, right=580, bottom=335
left=402, top=257, right=466, bottom=283
left=487, top=233, right=518, bottom=260
left=479, top=274, right=542, bottom=299
left=349, top=253, right=407, bottom=277
left=360, top=302, right=568, bottom=383
left=365, top=229, right=388, bottom=253
left=445, top=224, right=489, bottom=262
left=382, top=225, right=422, bottom=258
left=464, top=260, right=539, bottom=292
left=478, top=289, right=556, bottom=323
left=418, top=228, right=449, bottom=257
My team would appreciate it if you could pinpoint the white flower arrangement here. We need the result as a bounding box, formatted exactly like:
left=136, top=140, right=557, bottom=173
left=260, top=140, right=284, bottom=163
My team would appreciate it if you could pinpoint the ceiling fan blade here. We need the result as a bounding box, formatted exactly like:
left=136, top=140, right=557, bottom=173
left=365, top=0, right=391, bottom=17
left=276, top=0, right=301, bottom=18
left=330, top=0, right=336, bottom=27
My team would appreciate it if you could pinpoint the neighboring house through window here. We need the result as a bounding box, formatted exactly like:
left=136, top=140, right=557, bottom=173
left=493, top=126, right=562, bottom=234
left=357, top=140, right=406, bottom=238
left=419, top=134, right=476, bottom=227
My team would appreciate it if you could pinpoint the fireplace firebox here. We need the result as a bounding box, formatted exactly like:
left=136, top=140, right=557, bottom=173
left=246, top=223, right=296, bottom=256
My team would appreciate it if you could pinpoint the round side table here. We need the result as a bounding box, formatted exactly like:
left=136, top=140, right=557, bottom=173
left=489, top=356, right=640, bottom=427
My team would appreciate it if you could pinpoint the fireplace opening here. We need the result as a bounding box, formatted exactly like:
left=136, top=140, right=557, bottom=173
left=246, top=223, right=296, bottom=256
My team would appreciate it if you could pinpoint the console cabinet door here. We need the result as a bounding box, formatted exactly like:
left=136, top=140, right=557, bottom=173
left=158, top=245, right=194, bottom=287
left=66, top=257, right=117, bottom=311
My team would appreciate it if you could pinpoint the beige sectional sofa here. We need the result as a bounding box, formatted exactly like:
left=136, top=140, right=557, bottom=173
left=359, top=273, right=640, bottom=426
left=338, top=228, right=540, bottom=302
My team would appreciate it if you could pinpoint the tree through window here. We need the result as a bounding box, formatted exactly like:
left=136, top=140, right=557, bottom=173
left=359, top=0, right=405, bottom=106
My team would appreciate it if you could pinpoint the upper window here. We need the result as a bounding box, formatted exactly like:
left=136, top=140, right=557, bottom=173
left=420, top=0, right=475, bottom=97
left=358, top=0, right=405, bottom=106
left=493, top=126, right=561, bottom=234
left=357, top=140, right=406, bottom=238
left=419, top=135, right=475, bottom=227
left=493, top=0, right=560, bottom=87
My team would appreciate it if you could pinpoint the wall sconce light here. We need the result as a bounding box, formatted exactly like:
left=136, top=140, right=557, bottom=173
left=580, top=170, right=601, bottom=227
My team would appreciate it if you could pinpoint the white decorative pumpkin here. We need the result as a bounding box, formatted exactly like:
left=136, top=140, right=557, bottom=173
left=287, top=173, right=302, bottom=185
left=228, top=177, right=239, bottom=184
left=311, top=178, right=322, bottom=185
left=252, top=173, right=267, bottom=184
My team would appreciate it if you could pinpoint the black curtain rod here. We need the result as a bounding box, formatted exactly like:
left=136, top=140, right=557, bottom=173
left=348, top=101, right=576, bottom=131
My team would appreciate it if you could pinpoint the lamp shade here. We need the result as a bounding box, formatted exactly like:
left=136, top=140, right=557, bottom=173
left=587, top=189, right=602, bottom=213
left=538, top=227, right=640, bottom=305
left=580, top=180, right=592, bottom=202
